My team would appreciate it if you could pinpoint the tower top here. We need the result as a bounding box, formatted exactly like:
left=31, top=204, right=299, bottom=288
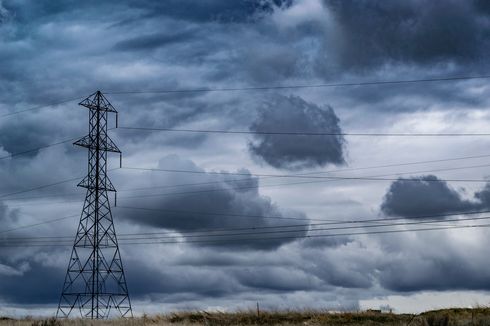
left=79, top=90, right=117, bottom=113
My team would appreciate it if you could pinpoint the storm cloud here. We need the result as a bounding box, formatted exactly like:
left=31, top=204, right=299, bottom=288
left=0, top=0, right=490, bottom=315
left=248, top=95, right=345, bottom=170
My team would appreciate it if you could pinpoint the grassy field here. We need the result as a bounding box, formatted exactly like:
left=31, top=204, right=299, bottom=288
left=1, top=308, right=490, bottom=326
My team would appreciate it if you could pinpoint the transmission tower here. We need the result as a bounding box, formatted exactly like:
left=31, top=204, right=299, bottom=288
left=57, top=91, right=132, bottom=319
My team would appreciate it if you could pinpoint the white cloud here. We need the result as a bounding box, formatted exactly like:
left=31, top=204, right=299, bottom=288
left=271, top=0, right=330, bottom=29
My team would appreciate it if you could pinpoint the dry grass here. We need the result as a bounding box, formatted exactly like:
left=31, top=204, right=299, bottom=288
left=0, top=308, right=490, bottom=326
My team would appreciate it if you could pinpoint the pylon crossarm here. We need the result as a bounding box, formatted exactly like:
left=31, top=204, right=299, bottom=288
left=74, top=135, right=121, bottom=153
left=79, top=92, right=117, bottom=113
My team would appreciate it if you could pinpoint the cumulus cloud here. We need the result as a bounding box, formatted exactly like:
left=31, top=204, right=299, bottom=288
left=380, top=175, right=490, bottom=218
left=248, top=95, right=345, bottom=170
left=118, top=155, right=308, bottom=249
left=381, top=175, right=474, bottom=217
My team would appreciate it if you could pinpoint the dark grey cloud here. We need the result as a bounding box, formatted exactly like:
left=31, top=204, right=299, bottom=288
left=0, top=201, right=68, bottom=305
left=232, top=266, right=322, bottom=292
left=377, top=240, right=490, bottom=292
left=125, top=260, right=244, bottom=299
left=381, top=175, right=475, bottom=217
left=300, top=236, right=352, bottom=249
left=475, top=0, right=490, bottom=14
left=380, top=175, right=490, bottom=218
left=323, top=0, right=490, bottom=71
left=0, top=262, right=63, bottom=304
left=313, top=263, right=373, bottom=289
left=300, top=242, right=379, bottom=289
left=0, top=114, right=75, bottom=156
left=249, top=95, right=345, bottom=170
left=125, top=0, right=292, bottom=23
left=380, top=260, right=490, bottom=292
left=118, top=155, right=308, bottom=250
left=113, top=29, right=198, bottom=52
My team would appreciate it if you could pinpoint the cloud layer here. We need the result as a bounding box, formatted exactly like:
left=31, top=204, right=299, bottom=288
left=0, top=0, right=489, bottom=316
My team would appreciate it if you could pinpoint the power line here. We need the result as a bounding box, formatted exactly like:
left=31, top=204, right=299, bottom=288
left=120, top=166, right=489, bottom=185
left=11, top=172, right=481, bottom=204
left=115, top=206, right=490, bottom=226
left=0, top=177, right=82, bottom=199
left=106, top=215, right=490, bottom=241
left=117, top=126, right=490, bottom=137
left=7, top=153, right=490, bottom=202
left=2, top=222, right=490, bottom=247
left=2, top=150, right=489, bottom=217
left=114, top=161, right=490, bottom=192
left=117, top=223, right=490, bottom=246
left=0, top=128, right=116, bottom=161
left=0, top=214, right=79, bottom=235
left=0, top=168, right=119, bottom=200
left=0, top=113, right=488, bottom=202
left=5, top=207, right=490, bottom=242
left=1, top=75, right=486, bottom=118
left=6, top=159, right=490, bottom=205
left=0, top=97, right=82, bottom=118
left=113, top=170, right=488, bottom=202
left=116, top=157, right=490, bottom=198
left=103, top=75, right=490, bottom=95
left=0, top=197, right=486, bottom=238
left=1, top=213, right=488, bottom=242
left=5, top=199, right=82, bottom=208
left=0, top=137, right=78, bottom=161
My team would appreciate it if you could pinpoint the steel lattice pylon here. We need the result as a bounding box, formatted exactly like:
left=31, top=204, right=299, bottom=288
left=57, top=91, right=132, bottom=319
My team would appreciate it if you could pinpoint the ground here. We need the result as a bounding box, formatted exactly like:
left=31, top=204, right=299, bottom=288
left=1, top=308, right=490, bottom=326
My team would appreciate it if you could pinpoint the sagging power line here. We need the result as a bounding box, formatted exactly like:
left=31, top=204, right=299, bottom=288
left=5, top=212, right=490, bottom=243
left=103, top=74, right=490, bottom=95
left=4, top=74, right=487, bottom=120
left=3, top=152, right=490, bottom=203
left=2, top=222, right=490, bottom=248
left=4, top=159, right=490, bottom=208
left=117, top=126, right=490, bottom=137
left=4, top=203, right=490, bottom=238
left=0, top=97, right=82, bottom=118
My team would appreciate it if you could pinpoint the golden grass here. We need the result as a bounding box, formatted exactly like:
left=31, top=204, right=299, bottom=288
left=1, top=307, right=490, bottom=326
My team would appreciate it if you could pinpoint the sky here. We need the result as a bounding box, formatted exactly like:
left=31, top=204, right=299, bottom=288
left=1, top=0, right=490, bottom=317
